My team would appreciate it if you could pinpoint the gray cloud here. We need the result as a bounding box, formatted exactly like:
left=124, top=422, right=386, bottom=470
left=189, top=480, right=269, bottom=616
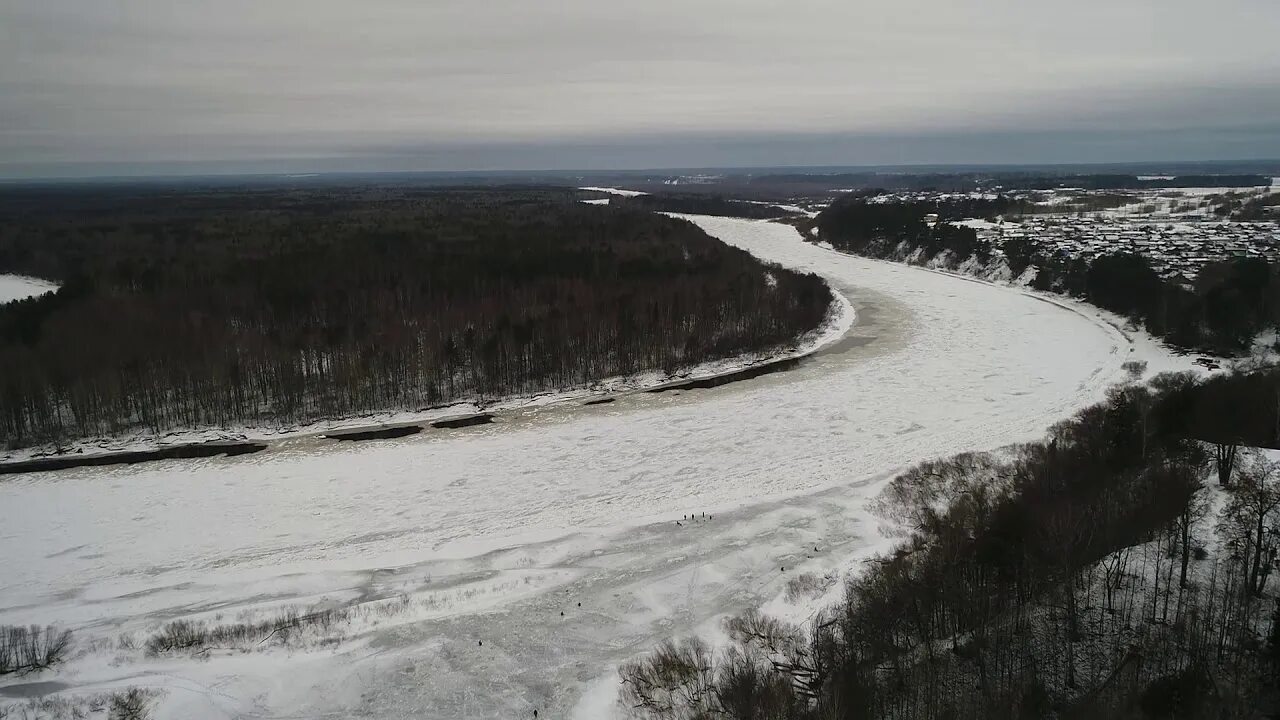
left=2, top=0, right=1278, bottom=176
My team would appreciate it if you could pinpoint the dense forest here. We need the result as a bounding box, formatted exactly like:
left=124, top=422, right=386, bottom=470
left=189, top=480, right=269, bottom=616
left=623, top=366, right=1280, bottom=719
left=0, top=186, right=833, bottom=448
left=812, top=195, right=1017, bottom=268
left=814, top=196, right=1280, bottom=354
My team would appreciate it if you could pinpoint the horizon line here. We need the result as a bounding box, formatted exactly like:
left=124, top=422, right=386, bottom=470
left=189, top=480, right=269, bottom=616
left=3, top=157, right=1279, bottom=185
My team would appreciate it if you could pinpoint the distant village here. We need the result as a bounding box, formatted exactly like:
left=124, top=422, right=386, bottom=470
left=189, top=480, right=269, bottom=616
left=873, top=184, right=1280, bottom=282
left=984, top=214, right=1280, bottom=282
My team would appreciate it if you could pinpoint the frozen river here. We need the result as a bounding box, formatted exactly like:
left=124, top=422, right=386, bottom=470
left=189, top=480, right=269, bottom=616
left=0, top=274, right=56, bottom=304
left=0, top=216, right=1186, bottom=718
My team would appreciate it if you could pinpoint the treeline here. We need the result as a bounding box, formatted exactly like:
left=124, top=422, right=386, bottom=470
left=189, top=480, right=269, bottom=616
left=623, top=367, right=1280, bottom=719
left=814, top=197, right=1280, bottom=355
left=752, top=172, right=984, bottom=191
left=750, top=173, right=1270, bottom=193
left=0, top=187, right=832, bottom=448
left=1014, top=175, right=1270, bottom=191
left=813, top=195, right=1019, bottom=265
left=1232, top=193, right=1280, bottom=222
left=1009, top=248, right=1279, bottom=354
left=606, top=193, right=798, bottom=220
left=1017, top=192, right=1139, bottom=215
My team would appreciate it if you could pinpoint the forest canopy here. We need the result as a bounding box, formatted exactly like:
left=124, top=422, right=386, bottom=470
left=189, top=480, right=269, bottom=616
left=0, top=186, right=833, bottom=448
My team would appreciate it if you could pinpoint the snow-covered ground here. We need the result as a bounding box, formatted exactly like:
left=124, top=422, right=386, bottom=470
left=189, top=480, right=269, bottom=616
left=578, top=186, right=647, bottom=197
left=0, top=274, right=57, bottom=304
left=0, top=216, right=1194, bottom=719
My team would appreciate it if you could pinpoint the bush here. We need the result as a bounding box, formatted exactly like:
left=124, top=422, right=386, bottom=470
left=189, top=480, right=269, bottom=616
left=143, top=620, right=206, bottom=655
left=108, top=688, right=154, bottom=720
left=1123, top=360, right=1149, bottom=380
left=783, top=573, right=832, bottom=603
left=0, top=688, right=156, bottom=720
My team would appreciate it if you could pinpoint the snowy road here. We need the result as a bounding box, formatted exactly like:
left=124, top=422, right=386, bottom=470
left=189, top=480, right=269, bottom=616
left=0, top=217, right=1186, bottom=718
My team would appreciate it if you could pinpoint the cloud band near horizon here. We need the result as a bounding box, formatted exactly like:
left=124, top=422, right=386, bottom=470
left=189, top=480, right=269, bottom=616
left=3, top=0, right=1278, bottom=176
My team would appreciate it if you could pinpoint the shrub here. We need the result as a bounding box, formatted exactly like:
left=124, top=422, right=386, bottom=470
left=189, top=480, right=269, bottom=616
left=143, top=620, right=206, bottom=655
left=1123, top=360, right=1149, bottom=380
left=783, top=573, right=830, bottom=604
left=144, top=607, right=348, bottom=656
left=109, top=688, right=154, bottom=720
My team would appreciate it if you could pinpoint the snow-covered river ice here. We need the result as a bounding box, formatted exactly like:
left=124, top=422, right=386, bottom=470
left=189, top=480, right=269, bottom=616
left=0, top=274, right=56, bottom=304
left=0, top=216, right=1192, bottom=718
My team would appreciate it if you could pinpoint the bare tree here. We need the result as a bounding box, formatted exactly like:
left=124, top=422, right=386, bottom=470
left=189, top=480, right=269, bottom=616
left=1157, top=459, right=1213, bottom=592
left=1216, top=442, right=1240, bottom=487
left=0, top=625, right=72, bottom=675
left=1101, top=546, right=1131, bottom=613
left=1219, top=450, right=1280, bottom=596
left=620, top=638, right=719, bottom=719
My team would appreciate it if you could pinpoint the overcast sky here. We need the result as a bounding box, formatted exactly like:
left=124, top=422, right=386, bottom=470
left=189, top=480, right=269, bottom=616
left=2, top=0, right=1278, bottom=177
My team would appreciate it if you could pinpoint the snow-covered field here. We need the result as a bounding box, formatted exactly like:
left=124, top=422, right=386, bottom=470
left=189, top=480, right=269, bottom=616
left=0, top=274, right=57, bottom=304
left=0, top=216, right=1193, bottom=719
